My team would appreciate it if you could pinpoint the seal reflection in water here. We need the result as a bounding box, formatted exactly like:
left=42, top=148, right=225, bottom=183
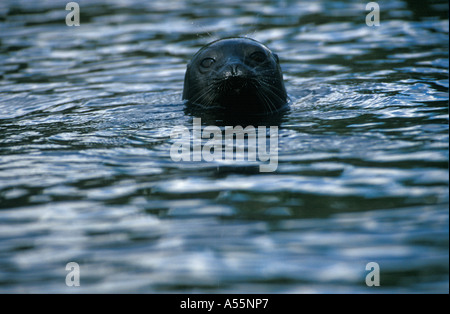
left=183, top=37, right=288, bottom=116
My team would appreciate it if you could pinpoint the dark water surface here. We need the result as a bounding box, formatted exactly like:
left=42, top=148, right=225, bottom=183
left=0, top=0, right=448, bottom=293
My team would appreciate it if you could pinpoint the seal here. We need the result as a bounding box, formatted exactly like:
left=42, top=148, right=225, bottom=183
left=182, top=37, right=288, bottom=116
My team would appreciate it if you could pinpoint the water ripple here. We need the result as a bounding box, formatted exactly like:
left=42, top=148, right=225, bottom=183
left=0, top=0, right=448, bottom=293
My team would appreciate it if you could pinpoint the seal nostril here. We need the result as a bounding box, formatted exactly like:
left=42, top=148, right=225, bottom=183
left=226, top=63, right=242, bottom=77
left=231, top=64, right=239, bottom=76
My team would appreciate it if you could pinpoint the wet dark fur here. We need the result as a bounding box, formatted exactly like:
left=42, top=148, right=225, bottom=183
left=183, top=38, right=288, bottom=116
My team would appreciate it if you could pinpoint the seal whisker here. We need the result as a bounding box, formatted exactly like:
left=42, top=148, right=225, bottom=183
left=253, top=86, right=275, bottom=114
left=258, top=79, right=285, bottom=97
left=188, top=84, right=220, bottom=109
left=257, top=78, right=287, bottom=100
left=259, top=90, right=277, bottom=114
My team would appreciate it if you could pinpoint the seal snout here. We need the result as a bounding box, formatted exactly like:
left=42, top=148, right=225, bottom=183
left=215, top=61, right=255, bottom=95
left=220, top=61, right=251, bottom=79
left=222, top=76, right=251, bottom=95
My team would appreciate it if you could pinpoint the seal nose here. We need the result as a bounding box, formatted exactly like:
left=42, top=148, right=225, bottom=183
left=219, top=60, right=252, bottom=93
left=230, top=63, right=240, bottom=76
left=222, top=61, right=245, bottom=78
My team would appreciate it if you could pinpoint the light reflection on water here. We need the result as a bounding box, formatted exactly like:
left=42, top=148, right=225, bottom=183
left=0, top=0, right=448, bottom=293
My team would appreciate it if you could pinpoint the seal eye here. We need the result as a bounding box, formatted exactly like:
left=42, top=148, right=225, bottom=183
left=250, top=51, right=266, bottom=63
left=200, top=58, right=215, bottom=68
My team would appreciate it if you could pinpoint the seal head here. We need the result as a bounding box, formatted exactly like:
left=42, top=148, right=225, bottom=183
left=183, top=37, right=288, bottom=116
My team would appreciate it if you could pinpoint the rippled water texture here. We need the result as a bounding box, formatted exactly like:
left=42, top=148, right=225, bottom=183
left=0, top=0, right=448, bottom=293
